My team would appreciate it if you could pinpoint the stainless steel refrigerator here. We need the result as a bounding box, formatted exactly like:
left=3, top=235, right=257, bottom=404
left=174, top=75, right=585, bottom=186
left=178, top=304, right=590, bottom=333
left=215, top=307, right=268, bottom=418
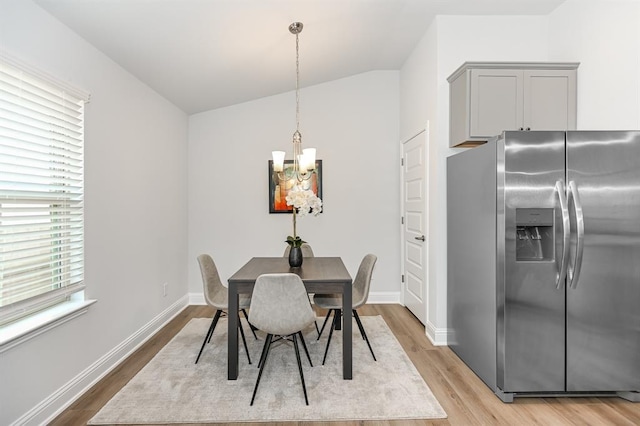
left=447, top=131, right=640, bottom=402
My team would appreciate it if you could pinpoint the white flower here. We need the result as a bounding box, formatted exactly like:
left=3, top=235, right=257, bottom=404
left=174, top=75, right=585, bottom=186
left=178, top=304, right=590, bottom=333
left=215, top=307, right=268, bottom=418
left=285, top=185, right=323, bottom=217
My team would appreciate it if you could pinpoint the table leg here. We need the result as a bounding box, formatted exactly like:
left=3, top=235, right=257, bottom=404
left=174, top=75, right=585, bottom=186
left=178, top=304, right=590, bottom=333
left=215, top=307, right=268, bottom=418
left=228, top=284, right=239, bottom=380
left=342, top=282, right=352, bottom=380
left=335, top=309, right=342, bottom=330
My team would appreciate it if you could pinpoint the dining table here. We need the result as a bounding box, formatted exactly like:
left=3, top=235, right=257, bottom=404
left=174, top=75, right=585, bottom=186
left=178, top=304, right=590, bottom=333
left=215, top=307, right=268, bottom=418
left=227, top=256, right=353, bottom=380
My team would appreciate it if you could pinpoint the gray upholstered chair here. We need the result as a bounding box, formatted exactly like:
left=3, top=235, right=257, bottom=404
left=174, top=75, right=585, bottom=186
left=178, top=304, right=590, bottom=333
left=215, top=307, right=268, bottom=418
left=195, top=254, right=255, bottom=365
left=314, top=254, right=377, bottom=365
left=249, top=273, right=316, bottom=406
left=282, top=242, right=315, bottom=258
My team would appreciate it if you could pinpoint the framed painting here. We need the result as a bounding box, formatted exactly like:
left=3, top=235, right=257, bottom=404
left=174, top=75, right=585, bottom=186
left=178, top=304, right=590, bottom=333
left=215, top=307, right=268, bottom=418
left=268, top=160, right=323, bottom=213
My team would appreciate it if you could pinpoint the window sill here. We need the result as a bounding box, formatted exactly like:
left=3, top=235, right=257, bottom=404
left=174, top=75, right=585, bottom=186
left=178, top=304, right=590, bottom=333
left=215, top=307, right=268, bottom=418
left=0, top=299, right=97, bottom=353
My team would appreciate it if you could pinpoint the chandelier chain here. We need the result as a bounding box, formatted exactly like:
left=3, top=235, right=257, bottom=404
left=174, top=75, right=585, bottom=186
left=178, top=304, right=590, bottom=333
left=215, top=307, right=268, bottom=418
left=271, top=22, right=314, bottom=187
left=295, top=31, right=300, bottom=132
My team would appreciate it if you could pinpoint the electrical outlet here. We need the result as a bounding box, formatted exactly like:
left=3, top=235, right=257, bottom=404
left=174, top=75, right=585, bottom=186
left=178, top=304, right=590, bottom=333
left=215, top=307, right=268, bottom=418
left=163, top=282, right=168, bottom=297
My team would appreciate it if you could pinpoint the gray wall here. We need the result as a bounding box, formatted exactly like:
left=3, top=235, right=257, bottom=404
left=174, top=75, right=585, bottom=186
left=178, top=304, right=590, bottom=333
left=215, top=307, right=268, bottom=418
left=0, top=1, right=189, bottom=424
left=188, top=71, right=401, bottom=301
left=548, top=0, right=640, bottom=128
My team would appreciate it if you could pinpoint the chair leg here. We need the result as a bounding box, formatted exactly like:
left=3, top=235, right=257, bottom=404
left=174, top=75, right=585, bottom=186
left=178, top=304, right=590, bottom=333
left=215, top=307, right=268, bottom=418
left=195, top=309, right=222, bottom=364
left=308, top=295, right=321, bottom=337
left=293, top=333, right=310, bottom=405
left=206, top=309, right=224, bottom=344
left=251, top=334, right=273, bottom=405
left=238, top=316, right=252, bottom=364
left=353, top=310, right=366, bottom=340
left=321, top=310, right=338, bottom=365
left=242, top=308, right=259, bottom=340
left=353, top=310, right=376, bottom=361
left=316, top=309, right=333, bottom=341
left=257, top=334, right=269, bottom=369
left=297, top=331, right=313, bottom=367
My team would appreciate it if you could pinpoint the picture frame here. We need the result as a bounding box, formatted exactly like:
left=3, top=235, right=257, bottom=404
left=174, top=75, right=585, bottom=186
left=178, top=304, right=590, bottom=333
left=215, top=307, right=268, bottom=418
left=268, top=160, right=323, bottom=213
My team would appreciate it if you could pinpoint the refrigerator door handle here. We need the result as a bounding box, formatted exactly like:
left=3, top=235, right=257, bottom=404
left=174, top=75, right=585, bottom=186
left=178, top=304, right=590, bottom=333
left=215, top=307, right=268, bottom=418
left=568, top=181, right=585, bottom=289
left=555, top=181, right=570, bottom=289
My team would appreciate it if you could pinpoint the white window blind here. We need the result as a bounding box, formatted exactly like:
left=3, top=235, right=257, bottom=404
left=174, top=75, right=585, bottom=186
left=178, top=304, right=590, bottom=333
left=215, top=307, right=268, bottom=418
left=0, top=55, right=90, bottom=325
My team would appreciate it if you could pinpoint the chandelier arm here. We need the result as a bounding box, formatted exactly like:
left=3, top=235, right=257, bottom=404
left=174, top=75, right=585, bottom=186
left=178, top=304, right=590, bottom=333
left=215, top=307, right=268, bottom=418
left=275, top=169, right=314, bottom=184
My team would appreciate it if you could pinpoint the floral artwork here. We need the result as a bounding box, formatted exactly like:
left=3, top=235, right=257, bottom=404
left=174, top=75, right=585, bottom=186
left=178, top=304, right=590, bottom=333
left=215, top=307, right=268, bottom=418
left=268, top=160, right=322, bottom=213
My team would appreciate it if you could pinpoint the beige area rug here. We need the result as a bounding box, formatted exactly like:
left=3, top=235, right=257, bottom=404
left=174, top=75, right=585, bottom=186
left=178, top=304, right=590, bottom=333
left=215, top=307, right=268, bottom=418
left=88, top=315, right=447, bottom=424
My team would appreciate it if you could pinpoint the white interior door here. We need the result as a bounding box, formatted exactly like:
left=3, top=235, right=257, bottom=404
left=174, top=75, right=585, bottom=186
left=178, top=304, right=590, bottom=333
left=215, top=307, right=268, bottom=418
left=401, top=128, right=428, bottom=325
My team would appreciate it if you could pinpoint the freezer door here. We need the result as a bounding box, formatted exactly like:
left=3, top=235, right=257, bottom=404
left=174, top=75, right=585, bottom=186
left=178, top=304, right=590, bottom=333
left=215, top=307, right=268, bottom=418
left=498, top=131, right=567, bottom=393
left=566, top=131, right=640, bottom=392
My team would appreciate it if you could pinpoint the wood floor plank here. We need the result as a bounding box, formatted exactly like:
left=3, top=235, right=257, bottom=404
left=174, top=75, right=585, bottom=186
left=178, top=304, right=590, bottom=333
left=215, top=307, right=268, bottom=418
left=49, top=304, right=640, bottom=426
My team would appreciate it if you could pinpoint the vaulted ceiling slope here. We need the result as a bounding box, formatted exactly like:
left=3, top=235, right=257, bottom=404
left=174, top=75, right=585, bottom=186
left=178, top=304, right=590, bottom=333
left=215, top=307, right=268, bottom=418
left=34, top=0, right=566, bottom=114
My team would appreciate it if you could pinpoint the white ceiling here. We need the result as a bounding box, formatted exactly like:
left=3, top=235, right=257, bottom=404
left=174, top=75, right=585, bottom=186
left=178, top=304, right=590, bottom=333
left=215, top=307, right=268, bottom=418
left=34, top=0, right=567, bottom=114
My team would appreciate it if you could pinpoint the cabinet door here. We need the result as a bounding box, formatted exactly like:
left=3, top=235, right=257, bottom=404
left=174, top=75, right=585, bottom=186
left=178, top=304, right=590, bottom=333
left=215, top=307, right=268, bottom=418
left=470, top=69, right=523, bottom=138
left=523, top=69, right=577, bottom=131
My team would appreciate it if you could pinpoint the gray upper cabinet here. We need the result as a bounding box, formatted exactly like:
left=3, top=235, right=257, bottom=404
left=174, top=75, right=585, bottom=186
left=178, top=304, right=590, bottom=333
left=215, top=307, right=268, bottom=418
left=448, top=62, right=579, bottom=147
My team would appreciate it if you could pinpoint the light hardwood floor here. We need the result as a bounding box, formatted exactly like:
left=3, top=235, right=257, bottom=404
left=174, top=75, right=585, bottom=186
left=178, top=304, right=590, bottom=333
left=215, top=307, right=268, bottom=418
left=51, top=304, right=640, bottom=425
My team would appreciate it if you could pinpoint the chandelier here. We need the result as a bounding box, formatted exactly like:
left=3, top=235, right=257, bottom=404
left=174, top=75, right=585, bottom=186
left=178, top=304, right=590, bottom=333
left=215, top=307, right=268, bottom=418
left=271, top=22, right=316, bottom=185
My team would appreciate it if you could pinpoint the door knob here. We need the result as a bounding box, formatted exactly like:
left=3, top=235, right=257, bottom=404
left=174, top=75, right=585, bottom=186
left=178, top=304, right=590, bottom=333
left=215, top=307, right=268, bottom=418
left=415, top=235, right=425, bottom=241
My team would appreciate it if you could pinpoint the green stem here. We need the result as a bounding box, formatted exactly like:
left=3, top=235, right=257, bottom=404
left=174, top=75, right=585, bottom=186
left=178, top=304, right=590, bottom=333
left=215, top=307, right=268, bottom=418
left=292, top=207, right=297, bottom=239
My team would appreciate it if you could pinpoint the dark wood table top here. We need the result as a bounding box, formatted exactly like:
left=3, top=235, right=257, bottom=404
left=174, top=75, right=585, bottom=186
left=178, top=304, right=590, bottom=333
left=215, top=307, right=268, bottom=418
left=228, top=256, right=352, bottom=285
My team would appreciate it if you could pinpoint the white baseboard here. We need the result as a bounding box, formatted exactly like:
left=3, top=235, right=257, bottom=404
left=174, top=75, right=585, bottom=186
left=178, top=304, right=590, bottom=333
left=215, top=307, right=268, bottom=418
left=189, top=292, right=206, bottom=305
left=195, top=293, right=451, bottom=345
left=189, top=291, right=400, bottom=306
left=18, top=296, right=189, bottom=426
left=367, top=291, right=401, bottom=304
left=425, top=320, right=449, bottom=346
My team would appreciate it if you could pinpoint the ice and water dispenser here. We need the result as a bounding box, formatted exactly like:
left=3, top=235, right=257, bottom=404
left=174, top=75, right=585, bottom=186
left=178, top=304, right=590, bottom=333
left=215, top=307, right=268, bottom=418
left=516, top=208, right=554, bottom=261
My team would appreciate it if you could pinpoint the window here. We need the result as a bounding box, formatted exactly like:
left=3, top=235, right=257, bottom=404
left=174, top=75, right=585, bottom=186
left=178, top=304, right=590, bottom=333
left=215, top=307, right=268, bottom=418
left=0, top=54, right=90, bottom=329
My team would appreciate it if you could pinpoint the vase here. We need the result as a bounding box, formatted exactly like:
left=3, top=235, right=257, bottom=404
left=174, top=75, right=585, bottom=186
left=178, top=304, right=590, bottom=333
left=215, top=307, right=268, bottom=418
left=288, top=246, right=303, bottom=267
